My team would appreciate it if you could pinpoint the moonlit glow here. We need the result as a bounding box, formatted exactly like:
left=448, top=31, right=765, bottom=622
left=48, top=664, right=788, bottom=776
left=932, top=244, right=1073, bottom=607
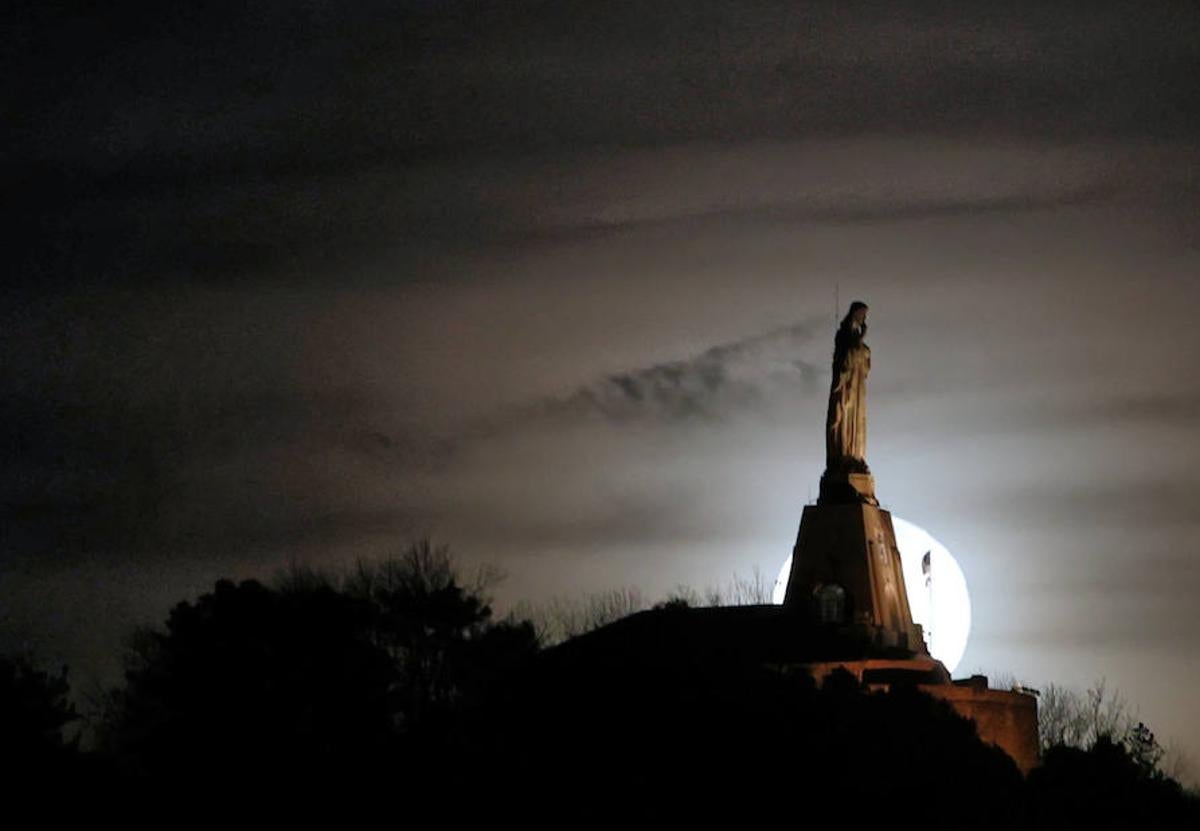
left=772, top=516, right=971, bottom=673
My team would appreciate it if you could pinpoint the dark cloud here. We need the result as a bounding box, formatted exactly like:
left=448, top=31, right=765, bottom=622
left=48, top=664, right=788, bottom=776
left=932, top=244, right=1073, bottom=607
left=11, top=1, right=1200, bottom=289
left=0, top=309, right=820, bottom=567
left=14, top=1, right=1200, bottom=174
left=0, top=287, right=431, bottom=563
left=0, top=379, right=404, bottom=563
left=559, top=321, right=822, bottom=421
left=476, top=320, right=826, bottom=431
left=542, top=184, right=1121, bottom=239
left=10, top=136, right=1135, bottom=292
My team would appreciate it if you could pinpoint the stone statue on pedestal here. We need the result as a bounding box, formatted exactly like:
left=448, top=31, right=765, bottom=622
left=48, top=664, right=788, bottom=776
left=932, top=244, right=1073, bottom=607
left=820, top=302, right=876, bottom=505
left=826, top=301, right=871, bottom=472
left=789, top=299, right=919, bottom=649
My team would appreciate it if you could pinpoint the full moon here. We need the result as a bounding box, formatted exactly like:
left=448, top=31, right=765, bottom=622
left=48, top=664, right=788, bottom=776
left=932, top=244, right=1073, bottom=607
left=772, top=516, right=972, bottom=674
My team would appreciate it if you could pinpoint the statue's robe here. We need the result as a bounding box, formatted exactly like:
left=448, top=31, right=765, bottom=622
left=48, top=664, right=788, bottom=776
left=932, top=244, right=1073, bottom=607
left=825, top=327, right=870, bottom=469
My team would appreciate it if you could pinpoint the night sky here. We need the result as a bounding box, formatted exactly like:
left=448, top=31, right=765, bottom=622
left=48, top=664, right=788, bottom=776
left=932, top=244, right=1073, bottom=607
left=5, top=2, right=1200, bottom=770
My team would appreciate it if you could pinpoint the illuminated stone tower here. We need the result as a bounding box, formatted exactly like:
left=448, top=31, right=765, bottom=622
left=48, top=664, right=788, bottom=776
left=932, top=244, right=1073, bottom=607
left=783, top=498, right=926, bottom=652
left=782, top=302, right=926, bottom=652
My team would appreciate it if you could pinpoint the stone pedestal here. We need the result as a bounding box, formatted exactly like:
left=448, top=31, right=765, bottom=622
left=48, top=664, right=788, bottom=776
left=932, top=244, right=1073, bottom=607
left=783, top=499, right=926, bottom=654
left=819, top=470, right=879, bottom=506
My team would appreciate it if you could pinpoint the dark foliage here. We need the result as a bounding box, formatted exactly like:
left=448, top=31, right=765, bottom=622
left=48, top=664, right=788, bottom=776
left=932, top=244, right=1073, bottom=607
left=104, top=579, right=397, bottom=786
left=0, top=654, right=79, bottom=784
left=4, top=555, right=1195, bottom=824
left=469, top=633, right=1023, bottom=825
left=1027, top=736, right=1199, bottom=830
left=95, top=546, right=539, bottom=793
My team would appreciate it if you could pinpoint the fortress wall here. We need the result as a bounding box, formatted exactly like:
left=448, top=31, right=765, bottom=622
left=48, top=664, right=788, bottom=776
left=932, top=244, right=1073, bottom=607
left=922, top=682, right=1040, bottom=774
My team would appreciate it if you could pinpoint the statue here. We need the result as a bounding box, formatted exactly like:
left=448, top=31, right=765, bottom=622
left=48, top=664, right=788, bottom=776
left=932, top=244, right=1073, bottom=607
left=825, top=302, right=871, bottom=473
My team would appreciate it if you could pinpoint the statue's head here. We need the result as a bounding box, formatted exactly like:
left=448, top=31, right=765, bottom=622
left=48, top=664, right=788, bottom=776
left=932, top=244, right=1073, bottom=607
left=842, top=301, right=868, bottom=334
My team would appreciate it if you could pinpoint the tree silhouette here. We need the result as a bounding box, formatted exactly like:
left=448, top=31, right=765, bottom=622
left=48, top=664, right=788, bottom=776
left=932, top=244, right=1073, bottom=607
left=345, top=540, right=536, bottom=734
left=1028, top=735, right=1198, bottom=828
left=104, top=578, right=396, bottom=786
left=0, top=654, right=79, bottom=784
left=1034, top=677, right=1195, bottom=796
left=1038, top=678, right=1135, bottom=751
left=100, top=541, right=537, bottom=790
